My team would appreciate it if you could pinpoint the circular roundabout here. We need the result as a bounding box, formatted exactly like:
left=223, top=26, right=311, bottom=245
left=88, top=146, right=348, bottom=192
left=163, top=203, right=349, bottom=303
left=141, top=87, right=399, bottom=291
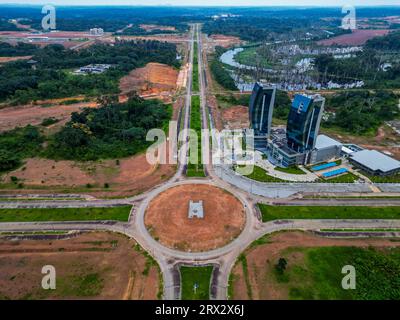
left=144, top=184, right=246, bottom=252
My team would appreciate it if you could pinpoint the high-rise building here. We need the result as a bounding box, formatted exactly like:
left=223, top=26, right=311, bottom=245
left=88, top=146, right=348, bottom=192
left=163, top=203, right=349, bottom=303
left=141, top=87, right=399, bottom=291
left=286, top=94, right=325, bottom=153
left=249, top=83, right=276, bottom=138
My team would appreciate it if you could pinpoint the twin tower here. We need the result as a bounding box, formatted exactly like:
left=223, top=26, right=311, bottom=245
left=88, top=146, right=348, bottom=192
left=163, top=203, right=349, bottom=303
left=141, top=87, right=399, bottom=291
left=249, top=83, right=325, bottom=156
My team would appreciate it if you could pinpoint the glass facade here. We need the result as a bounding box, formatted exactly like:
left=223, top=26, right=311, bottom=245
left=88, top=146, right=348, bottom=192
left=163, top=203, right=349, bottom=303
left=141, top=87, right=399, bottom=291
left=249, top=83, right=276, bottom=137
left=286, top=94, right=325, bottom=153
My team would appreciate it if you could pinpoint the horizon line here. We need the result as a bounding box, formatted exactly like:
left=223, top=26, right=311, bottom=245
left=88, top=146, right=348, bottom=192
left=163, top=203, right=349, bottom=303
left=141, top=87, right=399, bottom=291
left=1, top=3, right=400, bottom=8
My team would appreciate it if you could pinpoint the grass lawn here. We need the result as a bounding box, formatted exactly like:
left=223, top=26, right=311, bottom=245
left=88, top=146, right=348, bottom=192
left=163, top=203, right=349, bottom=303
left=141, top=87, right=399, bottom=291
left=275, top=166, right=306, bottom=175
left=192, top=42, right=199, bottom=92
left=0, top=206, right=132, bottom=222
left=322, top=172, right=359, bottom=183
left=364, top=173, right=400, bottom=183
left=258, top=204, right=400, bottom=222
left=244, top=166, right=286, bottom=183
left=180, top=266, right=213, bottom=300
left=281, top=246, right=400, bottom=299
left=234, top=46, right=271, bottom=68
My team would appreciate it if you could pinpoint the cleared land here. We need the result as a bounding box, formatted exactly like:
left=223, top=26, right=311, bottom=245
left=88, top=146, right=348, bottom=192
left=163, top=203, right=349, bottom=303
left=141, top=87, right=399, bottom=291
left=145, top=184, right=245, bottom=252
left=119, top=62, right=178, bottom=103
left=208, top=34, right=242, bottom=48
left=1, top=153, right=176, bottom=198
left=139, top=24, right=176, bottom=32
left=230, top=231, right=400, bottom=300
left=317, top=29, right=390, bottom=46
left=222, top=106, right=249, bottom=129
left=0, top=101, right=98, bottom=133
left=0, top=232, right=160, bottom=300
left=0, top=56, right=32, bottom=64
left=180, top=266, right=213, bottom=300
left=0, top=206, right=131, bottom=222
left=258, top=204, right=400, bottom=222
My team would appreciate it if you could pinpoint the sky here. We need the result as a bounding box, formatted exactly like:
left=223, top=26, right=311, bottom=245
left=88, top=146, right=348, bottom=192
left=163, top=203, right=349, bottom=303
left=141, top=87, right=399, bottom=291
left=1, top=0, right=399, bottom=6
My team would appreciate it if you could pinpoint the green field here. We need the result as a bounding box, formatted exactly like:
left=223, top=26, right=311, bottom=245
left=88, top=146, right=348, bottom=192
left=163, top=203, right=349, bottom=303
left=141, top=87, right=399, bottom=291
left=192, top=42, right=199, bottom=92
left=364, top=172, right=400, bottom=183
left=275, top=166, right=306, bottom=175
left=234, top=46, right=271, bottom=68
left=281, top=246, right=400, bottom=300
left=258, top=204, right=400, bottom=222
left=323, top=172, right=359, bottom=183
left=0, top=206, right=132, bottom=222
left=243, top=166, right=286, bottom=182
left=180, top=266, right=213, bottom=300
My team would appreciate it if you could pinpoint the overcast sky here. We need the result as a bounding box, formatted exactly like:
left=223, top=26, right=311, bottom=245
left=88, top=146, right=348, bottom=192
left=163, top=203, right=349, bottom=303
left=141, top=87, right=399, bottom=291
left=1, top=0, right=399, bottom=6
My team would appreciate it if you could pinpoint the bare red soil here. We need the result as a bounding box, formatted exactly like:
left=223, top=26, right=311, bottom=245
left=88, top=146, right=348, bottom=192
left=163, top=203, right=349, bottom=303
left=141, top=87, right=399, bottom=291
left=222, top=106, right=249, bottom=129
left=318, top=29, right=390, bottom=46
left=0, top=232, right=160, bottom=300
left=119, top=62, right=178, bottom=103
left=145, top=184, right=246, bottom=252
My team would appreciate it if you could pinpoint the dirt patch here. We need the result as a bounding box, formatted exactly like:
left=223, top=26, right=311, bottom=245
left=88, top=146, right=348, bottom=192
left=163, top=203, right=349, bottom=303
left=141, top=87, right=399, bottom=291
left=109, top=34, right=188, bottom=44
left=0, top=56, right=32, bottom=64
left=222, top=106, right=249, bottom=129
left=208, top=34, right=243, bottom=48
left=139, top=24, right=176, bottom=32
left=0, top=232, right=160, bottom=300
left=1, top=153, right=176, bottom=198
left=0, top=102, right=98, bottom=132
left=145, top=184, right=245, bottom=252
left=317, top=29, right=390, bottom=46
left=231, top=231, right=400, bottom=300
left=119, top=62, right=178, bottom=103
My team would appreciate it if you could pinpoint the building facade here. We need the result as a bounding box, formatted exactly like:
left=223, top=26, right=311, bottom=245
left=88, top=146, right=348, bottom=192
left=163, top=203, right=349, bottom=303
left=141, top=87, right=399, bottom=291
left=249, top=83, right=276, bottom=137
left=286, top=94, right=325, bottom=153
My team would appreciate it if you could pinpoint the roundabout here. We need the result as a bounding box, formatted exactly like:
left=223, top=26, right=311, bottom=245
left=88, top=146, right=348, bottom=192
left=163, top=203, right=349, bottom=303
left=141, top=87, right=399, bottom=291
left=144, top=184, right=246, bottom=252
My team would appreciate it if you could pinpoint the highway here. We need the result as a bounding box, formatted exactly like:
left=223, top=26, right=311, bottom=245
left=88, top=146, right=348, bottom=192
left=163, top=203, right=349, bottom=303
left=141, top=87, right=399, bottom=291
left=0, top=24, right=400, bottom=301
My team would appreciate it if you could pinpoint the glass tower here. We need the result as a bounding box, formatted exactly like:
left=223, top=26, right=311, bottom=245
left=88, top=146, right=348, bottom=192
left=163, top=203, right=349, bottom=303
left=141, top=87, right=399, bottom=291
left=286, top=94, right=325, bottom=153
left=249, top=83, right=276, bottom=138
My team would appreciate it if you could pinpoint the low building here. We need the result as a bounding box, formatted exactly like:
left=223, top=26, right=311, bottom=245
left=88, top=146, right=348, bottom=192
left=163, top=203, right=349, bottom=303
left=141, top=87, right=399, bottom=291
left=349, top=150, right=400, bottom=176
left=267, top=130, right=341, bottom=167
left=89, top=28, right=104, bottom=36
left=310, top=134, right=342, bottom=164
left=74, top=64, right=111, bottom=75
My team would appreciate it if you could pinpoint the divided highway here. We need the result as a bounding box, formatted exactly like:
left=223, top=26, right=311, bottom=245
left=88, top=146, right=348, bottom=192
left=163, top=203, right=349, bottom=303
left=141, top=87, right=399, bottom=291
left=0, top=24, right=399, bottom=301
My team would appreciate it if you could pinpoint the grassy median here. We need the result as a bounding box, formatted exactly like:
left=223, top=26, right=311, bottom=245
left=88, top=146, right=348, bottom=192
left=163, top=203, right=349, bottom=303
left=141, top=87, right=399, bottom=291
left=0, top=206, right=132, bottom=222
left=180, top=265, right=213, bottom=300
left=258, top=204, right=400, bottom=222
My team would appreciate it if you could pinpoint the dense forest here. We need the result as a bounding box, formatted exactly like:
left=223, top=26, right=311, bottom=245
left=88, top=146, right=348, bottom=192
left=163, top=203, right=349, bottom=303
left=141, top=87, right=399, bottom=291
left=0, top=125, right=43, bottom=172
left=46, top=96, right=171, bottom=161
left=323, top=90, right=399, bottom=134
left=0, top=40, right=179, bottom=104
left=0, top=42, right=39, bottom=56
left=210, top=46, right=237, bottom=91
left=313, top=31, right=400, bottom=88
left=0, top=18, right=20, bottom=31
left=366, top=31, right=400, bottom=51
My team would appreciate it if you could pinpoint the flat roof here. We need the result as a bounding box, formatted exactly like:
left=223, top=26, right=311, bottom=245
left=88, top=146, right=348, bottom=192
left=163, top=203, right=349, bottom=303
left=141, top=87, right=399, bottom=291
left=350, top=150, right=400, bottom=173
left=315, top=134, right=342, bottom=150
